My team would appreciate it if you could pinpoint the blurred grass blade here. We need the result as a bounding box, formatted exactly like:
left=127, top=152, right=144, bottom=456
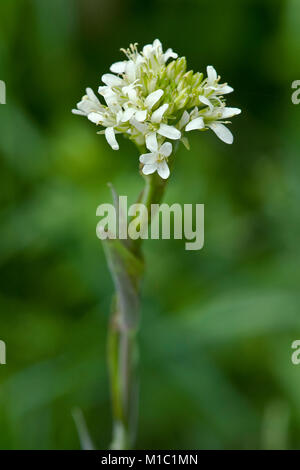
left=72, top=407, right=95, bottom=450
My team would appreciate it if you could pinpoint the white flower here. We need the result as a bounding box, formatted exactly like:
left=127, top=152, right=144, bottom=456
left=98, top=85, right=122, bottom=107
left=73, top=39, right=241, bottom=179
left=206, top=66, right=233, bottom=95
left=184, top=106, right=241, bottom=144
left=142, top=39, right=178, bottom=70
left=88, top=107, right=123, bottom=150
left=129, top=97, right=181, bottom=149
left=197, top=66, right=235, bottom=110
left=204, top=106, right=241, bottom=144
left=139, top=140, right=172, bottom=179
left=72, top=88, right=104, bottom=117
left=122, top=89, right=164, bottom=123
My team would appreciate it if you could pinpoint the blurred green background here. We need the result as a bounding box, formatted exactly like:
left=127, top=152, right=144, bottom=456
left=0, top=0, right=300, bottom=450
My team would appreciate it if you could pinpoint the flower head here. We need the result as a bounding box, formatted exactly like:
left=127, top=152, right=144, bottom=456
left=73, top=39, right=241, bottom=179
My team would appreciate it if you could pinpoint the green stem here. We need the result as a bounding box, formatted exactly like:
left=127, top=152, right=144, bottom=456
left=105, top=172, right=168, bottom=450
left=108, top=301, right=138, bottom=449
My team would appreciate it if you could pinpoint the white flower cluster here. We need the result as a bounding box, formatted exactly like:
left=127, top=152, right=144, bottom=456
left=73, top=39, right=241, bottom=179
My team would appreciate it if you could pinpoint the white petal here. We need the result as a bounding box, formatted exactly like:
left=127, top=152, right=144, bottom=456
left=135, top=109, right=147, bottom=122
left=105, top=127, right=119, bottom=150
left=123, top=85, right=138, bottom=102
left=143, top=44, right=154, bottom=58
left=151, top=104, right=169, bottom=123
left=88, top=112, right=103, bottom=124
left=98, top=85, right=114, bottom=97
left=159, top=142, right=172, bottom=157
left=142, top=163, right=157, bottom=175
left=125, top=60, right=136, bottom=82
left=153, top=39, right=162, bottom=50
left=72, top=109, right=85, bottom=115
left=139, top=153, right=157, bottom=164
left=209, top=123, right=233, bottom=144
left=116, top=110, right=123, bottom=124
left=220, top=85, right=234, bottom=94
left=86, top=87, right=99, bottom=102
left=101, top=74, right=123, bottom=87
left=178, top=111, right=190, bottom=129
left=221, top=107, right=241, bottom=119
left=157, top=160, right=170, bottom=179
left=146, top=132, right=158, bottom=152
left=158, top=124, right=181, bottom=140
left=130, top=118, right=146, bottom=133
left=199, top=95, right=213, bottom=110
left=145, top=89, right=164, bottom=109
left=135, top=54, right=145, bottom=66
left=110, top=61, right=127, bottom=74
left=185, top=117, right=205, bottom=132
left=121, top=108, right=136, bottom=122
left=77, top=95, right=102, bottom=115
left=207, top=66, right=217, bottom=85
left=164, top=48, right=178, bottom=62
left=99, top=87, right=117, bottom=105
left=105, top=95, right=118, bottom=107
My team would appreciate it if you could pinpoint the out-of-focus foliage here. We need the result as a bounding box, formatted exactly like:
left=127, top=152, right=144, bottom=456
left=0, top=0, right=300, bottom=450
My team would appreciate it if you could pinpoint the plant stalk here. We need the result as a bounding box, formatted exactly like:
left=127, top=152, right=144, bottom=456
left=104, top=172, right=168, bottom=449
